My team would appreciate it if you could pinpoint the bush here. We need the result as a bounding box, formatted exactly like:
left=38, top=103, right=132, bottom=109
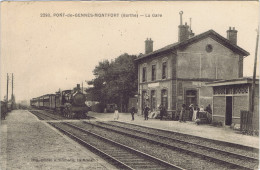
left=92, top=103, right=105, bottom=113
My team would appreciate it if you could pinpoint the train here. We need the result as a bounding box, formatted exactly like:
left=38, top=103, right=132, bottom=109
left=30, top=84, right=90, bottom=119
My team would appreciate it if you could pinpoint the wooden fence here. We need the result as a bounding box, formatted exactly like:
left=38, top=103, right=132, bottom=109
left=240, top=110, right=253, bottom=132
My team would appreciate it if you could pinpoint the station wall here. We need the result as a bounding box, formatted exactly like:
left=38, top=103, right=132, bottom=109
left=176, top=37, right=240, bottom=80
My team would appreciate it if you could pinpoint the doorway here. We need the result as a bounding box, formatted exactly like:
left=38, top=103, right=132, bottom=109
left=150, top=90, right=156, bottom=111
left=226, top=96, right=232, bottom=125
left=161, top=89, right=168, bottom=109
left=142, top=91, right=147, bottom=111
left=186, top=90, right=197, bottom=107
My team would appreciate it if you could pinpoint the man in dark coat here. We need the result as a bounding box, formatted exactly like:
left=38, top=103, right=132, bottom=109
left=205, top=104, right=212, bottom=114
left=205, top=104, right=212, bottom=123
left=130, top=106, right=136, bottom=121
left=143, top=105, right=150, bottom=120
left=159, top=104, right=166, bottom=120
left=179, top=104, right=186, bottom=122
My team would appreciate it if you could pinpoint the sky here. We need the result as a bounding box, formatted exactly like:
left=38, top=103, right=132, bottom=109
left=0, top=1, right=259, bottom=102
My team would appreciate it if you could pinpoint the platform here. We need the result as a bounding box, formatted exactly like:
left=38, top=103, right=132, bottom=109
left=0, top=110, right=116, bottom=170
left=87, top=111, right=259, bottom=149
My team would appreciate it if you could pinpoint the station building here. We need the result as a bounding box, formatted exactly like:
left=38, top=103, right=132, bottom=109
left=135, top=12, right=250, bottom=119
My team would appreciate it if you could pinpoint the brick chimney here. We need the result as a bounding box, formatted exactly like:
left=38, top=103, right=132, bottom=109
left=145, top=38, right=153, bottom=54
left=189, top=30, right=195, bottom=38
left=227, top=27, right=237, bottom=45
left=76, top=84, right=80, bottom=90
left=178, top=11, right=190, bottom=42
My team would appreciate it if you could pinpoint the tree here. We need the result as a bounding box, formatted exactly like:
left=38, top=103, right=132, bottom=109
left=86, top=54, right=138, bottom=112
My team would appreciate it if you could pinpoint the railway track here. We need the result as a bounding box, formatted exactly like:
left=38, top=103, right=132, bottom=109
left=29, top=109, right=93, bottom=120
left=29, top=110, right=59, bottom=120
left=109, top=121, right=259, bottom=155
left=80, top=121, right=258, bottom=170
left=28, top=111, right=258, bottom=169
left=48, top=122, right=183, bottom=170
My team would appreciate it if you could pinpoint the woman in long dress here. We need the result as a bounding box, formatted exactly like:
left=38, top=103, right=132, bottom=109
left=192, top=105, right=198, bottom=121
left=179, top=104, right=186, bottom=122
left=189, top=104, right=194, bottom=121
left=114, top=106, right=119, bottom=120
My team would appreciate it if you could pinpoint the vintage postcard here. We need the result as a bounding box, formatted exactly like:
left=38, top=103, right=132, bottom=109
left=1, top=1, right=259, bottom=170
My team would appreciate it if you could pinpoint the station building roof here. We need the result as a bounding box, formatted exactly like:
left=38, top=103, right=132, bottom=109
left=135, top=29, right=250, bottom=62
left=206, top=77, right=259, bottom=87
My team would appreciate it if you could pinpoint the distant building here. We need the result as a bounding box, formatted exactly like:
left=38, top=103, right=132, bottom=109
left=135, top=12, right=249, bottom=117
left=20, top=100, right=28, bottom=106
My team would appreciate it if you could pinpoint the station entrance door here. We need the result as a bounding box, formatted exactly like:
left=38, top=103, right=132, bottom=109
left=226, top=96, right=232, bottom=125
left=186, top=90, right=197, bottom=107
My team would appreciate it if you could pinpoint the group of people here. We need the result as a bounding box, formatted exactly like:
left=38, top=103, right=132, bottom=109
left=114, top=103, right=212, bottom=123
left=113, top=105, right=137, bottom=121
left=115, top=104, right=167, bottom=121
left=179, top=103, right=212, bottom=123
left=142, top=104, right=167, bottom=121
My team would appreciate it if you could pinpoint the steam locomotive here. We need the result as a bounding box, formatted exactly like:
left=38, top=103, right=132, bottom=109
left=30, top=84, right=90, bottom=119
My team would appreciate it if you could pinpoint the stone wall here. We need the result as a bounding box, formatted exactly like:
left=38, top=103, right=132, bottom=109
left=137, top=52, right=175, bottom=113
left=138, top=52, right=174, bottom=83
left=213, top=96, right=225, bottom=123
left=199, top=85, right=213, bottom=109
left=177, top=37, right=240, bottom=80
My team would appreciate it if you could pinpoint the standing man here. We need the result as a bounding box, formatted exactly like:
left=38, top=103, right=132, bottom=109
left=159, top=104, right=163, bottom=120
left=143, top=105, right=150, bottom=120
left=205, top=104, right=212, bottom=123
left=205, top=104, right=212, bottom=114
left=179, top=104, right=186, bottom=122
left=130, top=105, right=136, bottom=121
left=159, top=104, right=166, bottom=120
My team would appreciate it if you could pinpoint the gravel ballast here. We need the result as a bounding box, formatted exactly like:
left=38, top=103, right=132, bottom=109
left=0, top=110, right=115, bottom=170
left=70, top=121, right=232, bottom=170
left=92, top=121, right=258, bottom=169
left=108, top=121, right=259, bottom=158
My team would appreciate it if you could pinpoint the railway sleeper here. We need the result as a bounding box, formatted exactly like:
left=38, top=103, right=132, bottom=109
left=111, top=121, right=259, bottom=154
left=62, top=122, right=184, bottom=170
left=86, top=121, right=257, bottom=170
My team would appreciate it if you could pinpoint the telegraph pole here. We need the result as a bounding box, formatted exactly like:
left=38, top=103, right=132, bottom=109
left=82, top=81, right=83, bottom=93
left=251, top=27, right=259, bottom=113
left=11, top=73, right=14, bottom=110
left=6, top=73, right=9, bottom=103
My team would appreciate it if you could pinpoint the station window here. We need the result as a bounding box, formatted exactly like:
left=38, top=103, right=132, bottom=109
left=162, top=62, right=167, bottom=79
left=151, top=90, right=156, bottom=111
left=151, top=65, right=156, bottom=81
left=142, top=91, right=147, bottom=110
left=178, top=82, right=183, bottom=95
left=161, top=89, right=168, bottom=109
left=142, top=67, right=147, bottom=82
